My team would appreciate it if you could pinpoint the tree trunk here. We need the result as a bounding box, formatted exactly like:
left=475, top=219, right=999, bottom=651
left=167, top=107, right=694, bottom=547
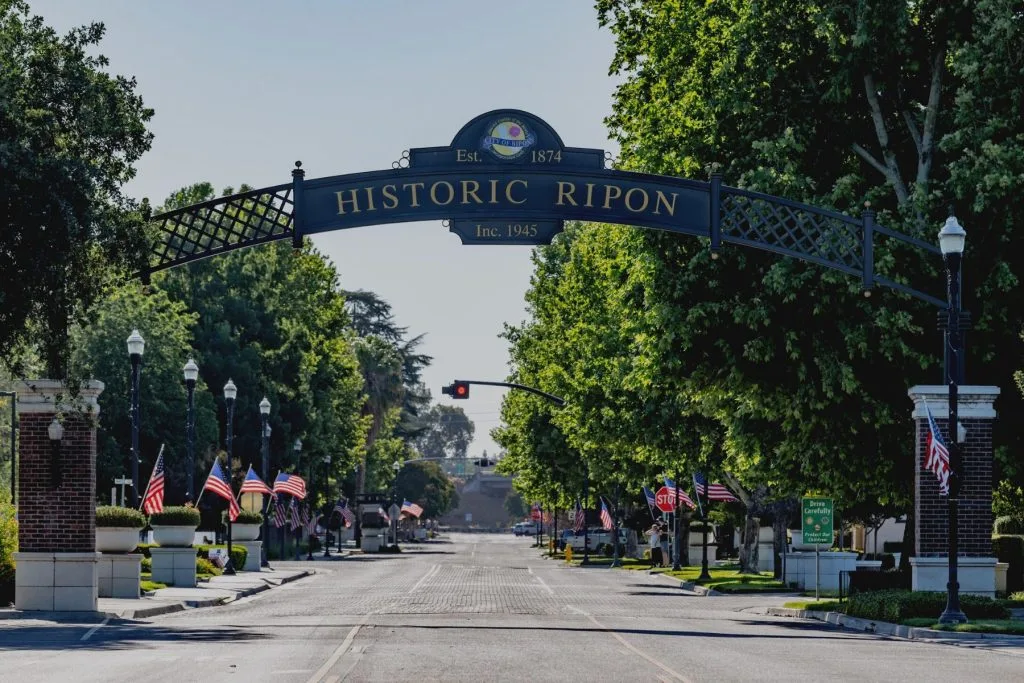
left=772, top=511, right=787, bottom=580
left=899, top=506, right=915, bottom=574
left=739, top=512, right=760, bottom=574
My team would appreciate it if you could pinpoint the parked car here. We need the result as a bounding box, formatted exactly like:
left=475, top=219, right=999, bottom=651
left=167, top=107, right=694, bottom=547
left=513, top=521, right=539, bottom=536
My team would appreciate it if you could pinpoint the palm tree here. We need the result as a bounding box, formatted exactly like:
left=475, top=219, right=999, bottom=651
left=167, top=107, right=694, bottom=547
left=353, top=335, right=405, bottom=496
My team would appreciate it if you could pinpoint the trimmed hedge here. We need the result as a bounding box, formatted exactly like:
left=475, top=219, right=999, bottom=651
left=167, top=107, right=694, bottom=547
left=196, top=557, right=221, bottom=576
left=860, top=553, right=896, bottom=571
left=96, top=505, right=146, bottom=528
left=846, top=589, right=1009, bottom=622
left=0, top=502, right=16, bottom=605
left=150, top=506, right=201, bottom=526
left=994, top=516, right=1024, bottom=535
left=196, top=544, right=247, bottom=569
left=228, top=510, right=264, bottom=525
left=133, top=543, right=156, bottom=558
left=882, top=541, right=903, bottom=553
left=992, top=535, right=1024, bottom=594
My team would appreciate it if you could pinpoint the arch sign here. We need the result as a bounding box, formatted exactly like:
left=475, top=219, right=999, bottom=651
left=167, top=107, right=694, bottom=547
left=146, top=109, right=944, bottom=307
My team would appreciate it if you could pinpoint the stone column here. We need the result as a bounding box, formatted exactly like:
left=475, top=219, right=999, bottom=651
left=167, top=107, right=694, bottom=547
left=10, top=380, right=103, bottom=611
left=908, top=385, right=999, bottom=596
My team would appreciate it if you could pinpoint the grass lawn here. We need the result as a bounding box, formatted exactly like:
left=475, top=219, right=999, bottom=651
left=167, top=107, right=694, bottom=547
left=659, top=565, right=789, bottom=593
left=140, top=579, right=167, bottom=592
left=898, top=618, right=1024, bottom=634
left=783, top=599, right=844, bottom=612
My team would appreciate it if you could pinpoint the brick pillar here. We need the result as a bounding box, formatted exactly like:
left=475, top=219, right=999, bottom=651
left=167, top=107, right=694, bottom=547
left=908, top=384, right=1000, bottom=596
left=10, top=379, right=104, bottom=611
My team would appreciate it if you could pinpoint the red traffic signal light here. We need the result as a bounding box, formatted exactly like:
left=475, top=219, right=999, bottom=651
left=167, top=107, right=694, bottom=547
left=442, top=381, right=470, bottom=399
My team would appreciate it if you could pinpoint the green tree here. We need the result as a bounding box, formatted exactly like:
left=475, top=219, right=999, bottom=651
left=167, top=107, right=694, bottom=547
left=0, top=1, right=153, bottom=376
left=394, top=460, right=458, bottom=518
left=353, top=335, right=405, bottom=496
left=414, top=405, right=475, bottom=460
left=69, top=283, right=218, bottom=503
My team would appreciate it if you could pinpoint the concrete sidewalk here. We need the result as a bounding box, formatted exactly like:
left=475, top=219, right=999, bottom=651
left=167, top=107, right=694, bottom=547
left=98, top=567, right=313, bottom=619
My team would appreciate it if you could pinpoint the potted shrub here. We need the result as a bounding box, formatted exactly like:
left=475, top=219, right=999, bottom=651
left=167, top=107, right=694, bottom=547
left=150, top=506, right=201, bottom=547
left=95, top=506, right=146, bottom=553
left=228, top=510, right=264, bottom=541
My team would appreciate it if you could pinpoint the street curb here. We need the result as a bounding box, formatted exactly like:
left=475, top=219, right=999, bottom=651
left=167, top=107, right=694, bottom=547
left=651, top=571, right=721, bottom=596
left=765, top=607, right=1024, bottom=644
left=100, top=569, right=314, bottom=619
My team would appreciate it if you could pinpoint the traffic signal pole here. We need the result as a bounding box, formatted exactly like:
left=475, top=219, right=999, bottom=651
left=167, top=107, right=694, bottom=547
left=441, top=380, right=566, bottom=407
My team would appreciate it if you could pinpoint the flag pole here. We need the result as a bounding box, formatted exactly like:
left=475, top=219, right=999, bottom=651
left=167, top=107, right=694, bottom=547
left=194, top=458, right=218, bottom=508
left=137, top=444, right=165, bottom=510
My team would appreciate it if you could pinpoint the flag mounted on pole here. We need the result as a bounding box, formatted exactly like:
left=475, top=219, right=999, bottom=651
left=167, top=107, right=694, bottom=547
left=335, top=499, right=355, bottom=527
left=599, top=497, right=613, bottom=530
left=203, top=459, right=240, bottom=521
left=642, top=486, right=658, bottom=520
left=140, top=445, right=166, bottom=514
left=530, top=502, right=542, bottom=521
left=924, top=402, right=951, bottom=495
left=378, top=505, right=390, bottom=523
left=693, top=473, right=739, bottom=502
left=239, top=465, right=274, bottom=497
left=289, top=497, right=301, bottom=530
left=272, top=500, right=287, bottom=528
left=573, top=498, right=585, bottom=533
left=401, top=500, right=423, bottom=518
left=663, top=477, right=696, bottom=509
left=273, top=472, right=307, bottom=499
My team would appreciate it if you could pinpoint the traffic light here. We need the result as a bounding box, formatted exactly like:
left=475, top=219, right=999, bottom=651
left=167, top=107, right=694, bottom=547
left=442, top=381, right=470, bottom=399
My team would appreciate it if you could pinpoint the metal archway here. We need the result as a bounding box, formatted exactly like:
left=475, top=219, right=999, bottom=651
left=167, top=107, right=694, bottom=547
left=142, top=109, right=944, bottom=309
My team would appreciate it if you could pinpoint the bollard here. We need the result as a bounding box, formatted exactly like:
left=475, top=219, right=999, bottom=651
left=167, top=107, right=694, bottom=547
left=565, top=545, right=573, bottom=564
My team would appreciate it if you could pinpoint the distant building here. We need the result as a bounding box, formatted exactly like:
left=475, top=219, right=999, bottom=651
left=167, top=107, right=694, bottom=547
left=439, top=471, right=514, bottom=530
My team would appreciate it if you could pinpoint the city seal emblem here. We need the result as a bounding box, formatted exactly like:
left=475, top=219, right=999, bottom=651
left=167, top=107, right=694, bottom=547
left=481, top=117, right=536, bottom=160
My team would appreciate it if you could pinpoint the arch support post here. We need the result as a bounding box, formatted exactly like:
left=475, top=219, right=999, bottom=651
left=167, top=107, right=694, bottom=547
left=908, top=385, right=1000, bottom=598
left=8, top=380, right=104, bottom=612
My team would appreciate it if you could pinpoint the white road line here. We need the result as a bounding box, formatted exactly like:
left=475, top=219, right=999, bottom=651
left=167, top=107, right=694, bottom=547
left=567, top=606, right=692, bottom=683
left=270, top=670, right=313, bottom=675
left=534, top=574, right=555, bottom=595
left=306, top=609, right=382, bottom=683
left=408, top=564, right=439, bottom=594
left=80, top=617, right=109, bottom=641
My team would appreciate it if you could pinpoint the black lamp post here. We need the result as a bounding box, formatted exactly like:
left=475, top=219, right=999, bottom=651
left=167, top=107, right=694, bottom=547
left=295, top=438, right=303, bottom=561
left=306, top=445, right=315, bottom=561
left=126, top=329, right=145, bottom=507
left=392, top=459, right=401, bottom=547
left=582, top=463, right=590, bottom=566
left=672, top=472, right=682, bottom=571
left=323, top=454, right=332, bottom=557
left=259, top=396, right=272, bottom=567
left=223, top=378, right=237, bottom=575
left=183, top=358, right=198, bottom=503
left=938, top=210, right=968, bottom=625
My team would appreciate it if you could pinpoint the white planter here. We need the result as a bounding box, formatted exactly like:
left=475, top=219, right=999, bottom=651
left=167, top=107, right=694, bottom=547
left=758, top=527, right=775, bottom=543
left=232, top=524, right=260, bottom=541
left=95, top=527, right=142, bottom=553
left=152, top=525, right=198, bottom=547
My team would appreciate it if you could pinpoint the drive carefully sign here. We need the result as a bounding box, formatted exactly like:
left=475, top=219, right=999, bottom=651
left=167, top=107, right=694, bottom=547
left=801, top=497, right=833, bottom=545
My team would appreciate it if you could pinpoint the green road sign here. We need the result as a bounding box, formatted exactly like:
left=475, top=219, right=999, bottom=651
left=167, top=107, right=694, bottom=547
left=802, top=497, right=833, bottom=545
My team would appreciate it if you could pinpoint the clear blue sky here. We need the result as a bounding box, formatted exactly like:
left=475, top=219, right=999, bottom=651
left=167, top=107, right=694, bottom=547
left=30, top=1, right=619, bottom=457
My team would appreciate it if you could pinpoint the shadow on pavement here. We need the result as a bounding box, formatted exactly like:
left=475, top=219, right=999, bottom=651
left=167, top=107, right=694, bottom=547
left=347, top=622, right=850, bottom=640
left=0, top=622, right=270, bottom=651
left=626, top=591, right=696, bottom=597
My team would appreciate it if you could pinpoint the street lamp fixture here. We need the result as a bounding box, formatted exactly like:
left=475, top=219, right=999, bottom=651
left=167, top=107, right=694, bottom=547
left=938, top=210, right=968, bottom=625
left=294, top=438, right=303, bottom=561
left=223, top=378, right=237, bottom=575
left=259, top=395, right=271, bottom=567
left=392, top=460, right=401, bottom=546
left=126, top=329, right=145, bottom=507
left=183, top=358, right=198, bottom=503
left=47, top=417, right=63, bottom=488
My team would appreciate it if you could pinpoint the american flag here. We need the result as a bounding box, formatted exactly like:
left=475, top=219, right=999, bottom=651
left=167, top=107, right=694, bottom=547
left=300, top=505, right=310, bottom=527
left=573, top=498, right=585, bottom=533
left=289, top=498, right=301, bottom=530
left=272, top=500, right=287, bottom=528
left=599, top=498, right=613, bottom=531
left=203, top=460, right=240, bottom=521
left=530, top=502, right=542, bottom=520
left=306, top=512, right=319, bottom=536
left=335, top=499, right=355, bottom=527
left=401, top=499, right=423, bottom=518
left=664, top=477, right=697, bottom=508
left=693, top=473, right=739, bottom=502
left=273, top=472, right=307, bottom=499
left=924, top=402, right=951, bottom=495
left=239, top=465, right=274, bottom=497
left=642, top=486, right=658, bottom=520
left=378, top=505, right=390, bottom=523
left=140, top=446, right=165, bottom=514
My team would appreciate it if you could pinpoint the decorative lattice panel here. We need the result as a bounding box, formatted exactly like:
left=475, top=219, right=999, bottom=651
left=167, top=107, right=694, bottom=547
left=720, top=190, right=863, bottom=272
left=146, top=184, right=294, bottom=274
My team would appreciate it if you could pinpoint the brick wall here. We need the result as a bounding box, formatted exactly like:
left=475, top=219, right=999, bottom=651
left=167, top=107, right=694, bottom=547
left=915, top=415, right=993, bottom=557
left=18, top=411, right=96, bottom=553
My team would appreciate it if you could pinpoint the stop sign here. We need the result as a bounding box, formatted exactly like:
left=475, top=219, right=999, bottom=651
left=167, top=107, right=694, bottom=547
left=654, top=486, right=677, bottom=513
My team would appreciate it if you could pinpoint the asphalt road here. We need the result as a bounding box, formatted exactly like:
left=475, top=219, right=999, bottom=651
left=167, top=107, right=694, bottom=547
left=1, top=533, right=1022, bottom=682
